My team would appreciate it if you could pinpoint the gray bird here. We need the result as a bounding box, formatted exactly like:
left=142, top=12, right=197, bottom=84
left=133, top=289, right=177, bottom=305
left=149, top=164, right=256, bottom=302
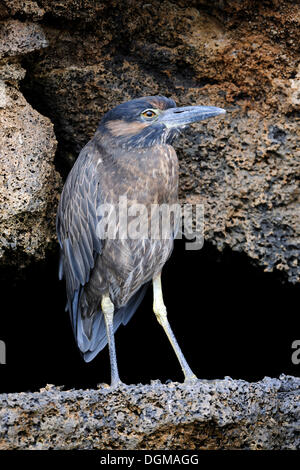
left=56, top=96, right=225, bottom=387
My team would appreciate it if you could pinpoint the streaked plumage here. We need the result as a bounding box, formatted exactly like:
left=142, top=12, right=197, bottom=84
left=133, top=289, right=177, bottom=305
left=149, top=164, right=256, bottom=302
left=57, top=95, right=226, bottom=385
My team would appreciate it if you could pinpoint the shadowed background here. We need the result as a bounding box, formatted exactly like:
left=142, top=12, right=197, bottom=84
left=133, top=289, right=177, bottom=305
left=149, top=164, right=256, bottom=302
left=0, top=240, right=299, bottom=393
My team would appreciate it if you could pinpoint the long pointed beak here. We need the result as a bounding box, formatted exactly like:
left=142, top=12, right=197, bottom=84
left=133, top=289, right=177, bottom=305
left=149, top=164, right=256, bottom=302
left=159, top=105, right=226, bottom=128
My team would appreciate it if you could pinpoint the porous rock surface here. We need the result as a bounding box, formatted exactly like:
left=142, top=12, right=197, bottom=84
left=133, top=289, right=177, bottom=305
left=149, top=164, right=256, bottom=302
left=0, top=375, right=299, bottom=450
left=0, top=16, right=62, bottom=269
left=13, top=0, right=300, bottom=282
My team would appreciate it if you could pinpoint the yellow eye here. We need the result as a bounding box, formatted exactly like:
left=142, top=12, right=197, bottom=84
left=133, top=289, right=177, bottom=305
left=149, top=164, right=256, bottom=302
left=141, top=109, right=158, bottom=119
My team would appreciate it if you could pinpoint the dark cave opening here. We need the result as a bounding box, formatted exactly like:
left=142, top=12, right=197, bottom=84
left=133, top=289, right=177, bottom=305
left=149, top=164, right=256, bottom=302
left=0, top=240, right=299, bottom=393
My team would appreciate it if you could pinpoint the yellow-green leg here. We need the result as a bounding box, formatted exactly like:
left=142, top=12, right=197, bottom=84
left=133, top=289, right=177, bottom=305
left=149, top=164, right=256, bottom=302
left=152, top=273, right=197, bottom=383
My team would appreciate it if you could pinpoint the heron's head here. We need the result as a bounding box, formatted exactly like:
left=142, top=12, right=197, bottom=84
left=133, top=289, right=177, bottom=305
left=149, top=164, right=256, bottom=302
left=99, top=95, right=226, bottom=149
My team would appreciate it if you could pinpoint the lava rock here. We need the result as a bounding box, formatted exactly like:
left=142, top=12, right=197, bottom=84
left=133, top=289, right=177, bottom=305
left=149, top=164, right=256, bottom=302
left=0, top=375, right=299, bottom=449
left=19, top=0, right=300, bottom=282
left=0, top=18, right=62, bottom=270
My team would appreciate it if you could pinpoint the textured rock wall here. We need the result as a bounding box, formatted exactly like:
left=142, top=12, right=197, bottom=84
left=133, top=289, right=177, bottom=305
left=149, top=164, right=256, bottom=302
left=0, top=0, right=298, bottom=280
left=0, top=17, right=62, bottom=269
left=0, top=375, right=299, bottom=450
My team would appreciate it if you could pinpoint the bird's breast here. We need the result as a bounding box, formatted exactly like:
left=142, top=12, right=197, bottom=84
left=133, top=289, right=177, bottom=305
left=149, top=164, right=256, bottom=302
left=100, top=144, right=178, bottom=207
left=86, top=143, right=179, bottom=307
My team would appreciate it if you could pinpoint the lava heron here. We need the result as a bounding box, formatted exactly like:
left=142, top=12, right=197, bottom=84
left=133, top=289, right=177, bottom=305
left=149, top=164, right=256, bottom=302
left=57, top=96, right=226, bottom=387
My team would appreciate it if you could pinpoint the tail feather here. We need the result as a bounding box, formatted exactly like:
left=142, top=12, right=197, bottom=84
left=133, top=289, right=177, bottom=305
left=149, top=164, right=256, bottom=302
left=118, top=282, right=149, bottom=326
left=71, top=283, right=149, bottom=363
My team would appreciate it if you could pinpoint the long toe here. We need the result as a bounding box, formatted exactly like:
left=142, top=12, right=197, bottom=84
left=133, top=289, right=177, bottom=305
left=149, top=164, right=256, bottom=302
left=185, top=377, right=219, bottom=385
left=110, top=379, right=127, bottom=389
left=184, top=374, right=198, bottom=384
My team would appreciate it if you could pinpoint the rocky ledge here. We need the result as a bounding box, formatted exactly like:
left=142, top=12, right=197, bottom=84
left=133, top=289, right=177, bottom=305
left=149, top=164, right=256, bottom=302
left=0, top=374, right=299, bottom=450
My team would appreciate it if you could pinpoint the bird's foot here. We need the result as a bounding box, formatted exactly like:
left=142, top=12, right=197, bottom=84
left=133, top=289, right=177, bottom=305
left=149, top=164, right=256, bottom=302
left=184, top=375, right=218, bottom=385
left=110, top=378, right=127, bottom=390
left=197, top=378, right=218, bottom=384
left=184, top=374, right=198, bottom=384
left=97, top=379, right=127, bottom=390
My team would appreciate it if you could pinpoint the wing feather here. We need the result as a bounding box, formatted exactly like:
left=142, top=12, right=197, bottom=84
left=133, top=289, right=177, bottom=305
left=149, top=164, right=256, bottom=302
left=56, top=142, right=103, bottom=339
left=57, top=141, right=150, bottom=363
